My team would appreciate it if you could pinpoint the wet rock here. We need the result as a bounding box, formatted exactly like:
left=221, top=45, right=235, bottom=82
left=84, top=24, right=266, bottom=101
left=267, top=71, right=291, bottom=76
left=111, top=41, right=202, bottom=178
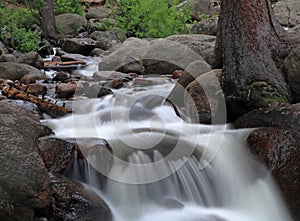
left=93, top=71, right=130, bottom=81
left=283, top=47, right=300, bottom=101
left=52, top=72, right=70, bottom=82
left=133, top=78, right=155, bottom=87
left=60, top=52, right=90, bottom=64
left=0, top=54, right=17, bottom=62
left=191, top=17, right=219, bottom=36
left=166, top=34, right=216, bottom=65
left=39, top=138, right=76, bottom=173
left=56, top=82, right=83, bottom=99
left=234, top=103, right=300, bottom=132
left=0, top=62, right=45, bottom=81
left=0, top=102, right=51, bottom=210
left=90, top=30, right=126, bottom=50
left=78, top=83, right=113, bottom=98
left=273, top=0, right=300, bottom=27
left=86, top=7, right=112, bottom=20
left=247, top=128, right=300, bottom=220
left=17, top=51, right=44, bottom=69
left=19, top=83, right=47, bottom=98
left=62, top=38, right=96, bottom=56
left=50, top=173, right=112, bottom=221
left=160, top=198, right=184, bottom=209
left=55, top=13, right=87, bottom=36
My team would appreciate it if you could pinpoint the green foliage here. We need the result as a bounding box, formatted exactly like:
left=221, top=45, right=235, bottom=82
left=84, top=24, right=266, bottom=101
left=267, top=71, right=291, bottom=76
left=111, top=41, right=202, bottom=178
left=54, top=0, right=85, bottom=16
left=0, top=4, right=42, bottom=52
left=113, top=0, right=192, bottom=38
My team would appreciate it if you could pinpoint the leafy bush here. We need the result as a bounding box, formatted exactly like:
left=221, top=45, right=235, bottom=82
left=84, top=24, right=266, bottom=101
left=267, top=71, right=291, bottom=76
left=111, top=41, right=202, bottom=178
left=54, top=0, right=85, bottom=16
left=0, top=4, right=42, bottom=52
left=113, top=0, right=192, bottom=38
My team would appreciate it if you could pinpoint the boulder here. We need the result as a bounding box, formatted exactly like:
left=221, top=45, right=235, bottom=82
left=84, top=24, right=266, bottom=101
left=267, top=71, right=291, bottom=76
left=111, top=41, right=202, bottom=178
left=56, top=82, right=83, bottom=99
left=99, top=36, right=213, bottom=75
left=88, top=18, right=116, bottom=32
left=283, top=47, right=300, bottom=101
left=273, top=0, right=300, bottom=27
left=19, top=83, right=47, bottom=98
left=38, top=40, right=54, bottom=58
left=0, top=54, right=17, bottom=62
left=0, top=99, right=41, bottom=119
left=166, top=34, right=216, bottom=65
left=17, top=51, right=44, bottom=69
left=0, top=102, right=50, bottom=214
left=38, top=138, right=76, bottom=173
left=56, top=13, right=87, bottom=36
left=86, top=7, right=112, bottom=20
left=62, top=38, right=96, bottom=56
left=234, top=103, right=300, bottom=132
left=0, top=62, right=45, bottom=81
left=99, top=38, right=148, bottom=74
left=50, top=173, right=112, bottom=221
left=247, top=128, right=300, bottom=220
left=90, top=30, right=126, bottom=50
left=187, top=0, right=220, bottom=21
left=190, top=17, right=219, bottom=36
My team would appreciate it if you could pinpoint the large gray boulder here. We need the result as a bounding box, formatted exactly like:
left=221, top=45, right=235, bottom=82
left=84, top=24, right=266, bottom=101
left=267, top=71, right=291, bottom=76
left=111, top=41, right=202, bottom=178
left=17, top=51, right=44, bottom=69
left=187, top=0, right=220, bottom=20
left=56, top=13, right=87, bottom=36
left=0, top=102, right=51, bottom=219
left=283, top=47, right=300, bottom=101
left=0, top=62, right=45, bottom=81
left=90, top=30, right=126, bottom=50
left=273, top=0, right=300, bottom=27
left=86, top=7, right=112, bottom=20
left=190, top=17, right=219, bottom=36
left=99, top=35, right=214, bottom=75
left=166, top=34, right=216, bottom=65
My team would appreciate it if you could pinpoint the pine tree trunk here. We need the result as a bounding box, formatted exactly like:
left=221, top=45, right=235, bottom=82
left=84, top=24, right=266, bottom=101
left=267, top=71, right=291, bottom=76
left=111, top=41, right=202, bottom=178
left=41, top=0, right=58, bottom=40
left=213, top=0, right=299, bottom=119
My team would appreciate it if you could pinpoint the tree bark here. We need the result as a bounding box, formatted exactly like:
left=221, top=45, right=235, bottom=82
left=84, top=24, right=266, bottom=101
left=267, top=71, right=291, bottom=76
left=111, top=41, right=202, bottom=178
left=41, top=0, right=58, bottom=40
left=213, top=0, right=300, bottom=120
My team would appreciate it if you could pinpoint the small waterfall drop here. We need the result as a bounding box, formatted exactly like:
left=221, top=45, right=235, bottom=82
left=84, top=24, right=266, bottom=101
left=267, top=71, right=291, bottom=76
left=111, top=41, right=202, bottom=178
left=43, top=79, right=292, bottom=221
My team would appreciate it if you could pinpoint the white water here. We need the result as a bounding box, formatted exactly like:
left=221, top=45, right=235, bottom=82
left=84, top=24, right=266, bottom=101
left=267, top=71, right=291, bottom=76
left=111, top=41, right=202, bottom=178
left=43, top=79, right=292, bottom=221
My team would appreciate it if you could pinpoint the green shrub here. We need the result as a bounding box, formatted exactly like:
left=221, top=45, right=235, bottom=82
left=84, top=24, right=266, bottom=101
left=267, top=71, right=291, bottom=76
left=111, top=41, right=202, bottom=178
left=54, top=0, right=85, bottom=16
left=113, top=0, right=192, bottom=38
left=0, top=5, right=42, bottom=52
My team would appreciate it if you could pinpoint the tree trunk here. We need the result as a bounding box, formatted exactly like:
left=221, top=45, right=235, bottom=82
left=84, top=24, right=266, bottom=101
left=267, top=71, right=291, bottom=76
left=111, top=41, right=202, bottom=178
left=213, top=0, right=299, bottom=120
left=41, top=0, right=58, bottom=40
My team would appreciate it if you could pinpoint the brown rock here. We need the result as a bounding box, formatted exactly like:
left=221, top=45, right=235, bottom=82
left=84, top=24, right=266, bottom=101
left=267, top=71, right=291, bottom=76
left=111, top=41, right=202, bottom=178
left=247, top=128, right=300, bottom=220
left=56, top=82, right=83, bottom=99
left=39, top=138, right=76, bottom=173
left=172, top=70, right=184, bottom=79
left=19, top=83, right=47, bottom=98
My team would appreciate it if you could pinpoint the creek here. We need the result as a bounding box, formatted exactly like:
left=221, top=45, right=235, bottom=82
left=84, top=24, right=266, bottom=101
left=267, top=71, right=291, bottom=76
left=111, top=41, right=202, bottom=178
left=42, top=62, right=292, bottom=221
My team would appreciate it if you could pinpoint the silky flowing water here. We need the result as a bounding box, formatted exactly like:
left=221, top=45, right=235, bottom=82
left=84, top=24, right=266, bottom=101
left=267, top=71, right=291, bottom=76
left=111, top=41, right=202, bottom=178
left=43, top=76, right=292, bottom=221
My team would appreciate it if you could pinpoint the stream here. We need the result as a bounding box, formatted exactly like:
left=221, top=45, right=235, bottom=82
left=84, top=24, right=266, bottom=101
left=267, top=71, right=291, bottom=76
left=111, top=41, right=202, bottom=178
left=42, top=60, right=293, bottom=221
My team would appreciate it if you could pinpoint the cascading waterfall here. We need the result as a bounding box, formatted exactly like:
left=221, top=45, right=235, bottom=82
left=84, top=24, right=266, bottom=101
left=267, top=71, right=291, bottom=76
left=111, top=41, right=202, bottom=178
left=43, top=79, right=292, bottom=221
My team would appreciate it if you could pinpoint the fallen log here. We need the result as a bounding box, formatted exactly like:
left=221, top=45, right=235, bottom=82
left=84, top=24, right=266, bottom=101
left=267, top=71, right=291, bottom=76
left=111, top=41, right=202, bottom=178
left=1, top=84, right=70, bottom=118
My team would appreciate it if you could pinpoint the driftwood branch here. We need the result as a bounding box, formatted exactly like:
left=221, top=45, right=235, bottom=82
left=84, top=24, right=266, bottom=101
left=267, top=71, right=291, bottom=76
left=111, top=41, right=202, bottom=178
left=1, top=84, right=69, bottom=117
